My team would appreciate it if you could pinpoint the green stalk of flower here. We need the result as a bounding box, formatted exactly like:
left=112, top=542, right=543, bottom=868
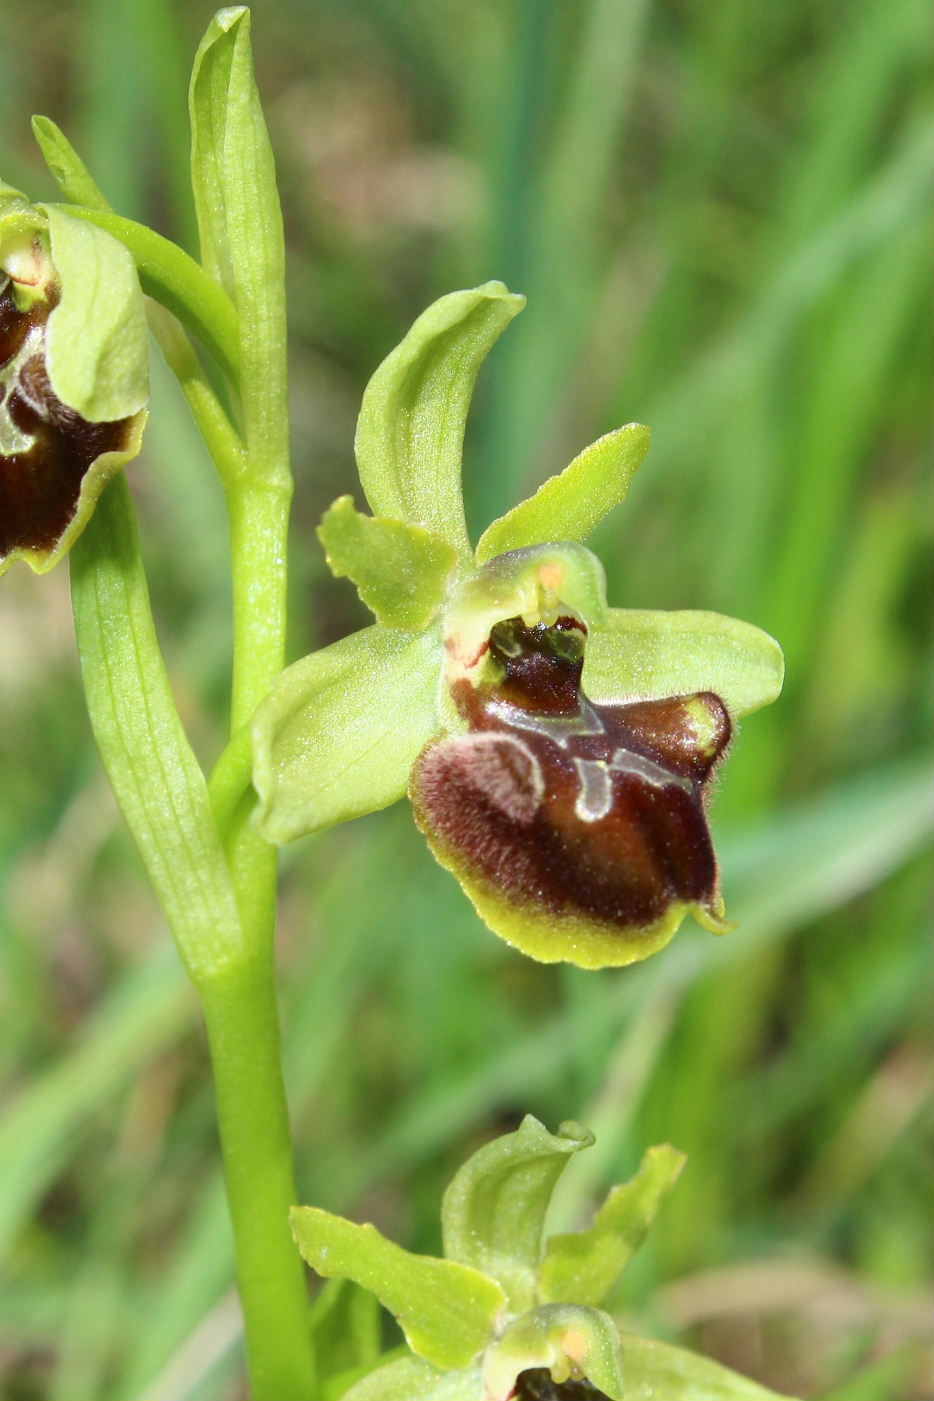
left=4, top=9, right=316, bottom=1398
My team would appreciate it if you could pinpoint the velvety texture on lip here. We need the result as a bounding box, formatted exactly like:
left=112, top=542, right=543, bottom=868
left=411, top=614, right=731, bottom=964
left=0, top=279, right=136, bottom=560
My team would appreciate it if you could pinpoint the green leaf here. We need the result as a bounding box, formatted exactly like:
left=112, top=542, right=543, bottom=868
left=619, top=1333, right=796, bottom=1400
left=318, top=496, right=460, bottom=629
left=70, top=477, right=246, bottom=981
left=339, top=1356, right=479, bottom=1401
left=290, top=1206, right=505, bottom=1370
left=538, top=1144, right=686, bottom=1307
left=355, top=282, right=525, bottom=555
left=441, top=1116, right=594, bottom=1313
left=252, top=624, right=442, bottom=843
left=44, top=205, right=148, bottom=423
left=583, top=609, right=784, bottom=718
left=476, top=424, right=651, bottom=564
left=189, top=6, right=287, bottom=479
left=483, top=1304, right=625, bottom=1401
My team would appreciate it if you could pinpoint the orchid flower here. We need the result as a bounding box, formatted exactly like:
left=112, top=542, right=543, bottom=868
left=0, top=181, right=148, bottom=575
left=291, top=1118, right=791, bottom=1401
left=252, top=283, right=783, bottom=969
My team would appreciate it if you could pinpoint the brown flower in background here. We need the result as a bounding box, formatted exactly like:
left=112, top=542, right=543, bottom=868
left=0, top=186, right=148, bottom=576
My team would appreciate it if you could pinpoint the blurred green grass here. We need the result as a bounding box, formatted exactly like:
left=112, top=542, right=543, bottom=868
left=0, top=1, right=931, bottom=1399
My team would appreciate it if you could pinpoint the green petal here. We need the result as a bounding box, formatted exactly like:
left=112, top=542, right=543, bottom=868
left=290, top=1206, right=505, bottom=1370
left=318, top=496, right=460, bottom=629
left=355, top=282, right=525, bottom=555
left=483, top=1304, right=625, bottom=1401
left=252, top=624, right=442, bottom=843
left=340, top=1357, right=480, bottom=1401
left=538, top=1144, right=686, bottom=1307
left=476, top=424, right=650, bottom=564
left=44, top=204, right=149, bottom=423
left=583, top=609, right=784, bottom=718
left=619, top=1333, right=798, bottom=1400
left=442, top=1116, right=594, bottom=1313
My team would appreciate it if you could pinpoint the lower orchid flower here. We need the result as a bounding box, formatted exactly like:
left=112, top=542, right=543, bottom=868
left=252, top=282, right=783, bottom=968
left=290, top=1117, right=793, bottom=1401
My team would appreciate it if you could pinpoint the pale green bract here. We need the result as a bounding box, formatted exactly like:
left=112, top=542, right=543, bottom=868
left=290, top=1119, right=796, bottom=1401
left=252, top=281, right=783, bottom=865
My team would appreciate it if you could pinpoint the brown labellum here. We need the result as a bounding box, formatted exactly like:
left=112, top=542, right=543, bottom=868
left=0, top=276, right=140, bottom=569
left=410, top=614, right=732, bottom=968
left=512, top=1367, right=611, bottom=1400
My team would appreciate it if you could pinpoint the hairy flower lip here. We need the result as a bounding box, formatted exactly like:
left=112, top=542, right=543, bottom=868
left=412, top=607, right=733, bottom=968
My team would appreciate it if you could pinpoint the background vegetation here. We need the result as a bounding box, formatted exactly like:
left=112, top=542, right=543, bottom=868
left=0, top=1, right=930, bottom=1398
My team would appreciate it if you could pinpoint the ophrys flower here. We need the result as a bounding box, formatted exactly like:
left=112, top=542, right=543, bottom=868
left=252, top=284, right=783, bottom=968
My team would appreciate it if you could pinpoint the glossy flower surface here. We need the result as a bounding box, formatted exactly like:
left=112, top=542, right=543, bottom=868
left=0, top=183, right=148, bottom=575
left=252, top=283, right=783, bottom=968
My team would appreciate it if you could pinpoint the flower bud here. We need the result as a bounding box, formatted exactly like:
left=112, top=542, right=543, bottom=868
left=0, top=184, right=148, bottom=575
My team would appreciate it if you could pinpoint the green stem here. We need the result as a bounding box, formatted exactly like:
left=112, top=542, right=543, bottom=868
left=228, top=479, right=292, bottom=733
left=72, top=478, right=314, bottom=1398
left=199, top=957, right=315, bottom=1401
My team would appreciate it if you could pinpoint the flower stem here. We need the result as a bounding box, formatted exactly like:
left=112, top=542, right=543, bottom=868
left=199, top=955, right=315, bottom=1401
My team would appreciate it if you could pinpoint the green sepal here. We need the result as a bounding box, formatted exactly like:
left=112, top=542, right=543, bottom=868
left=538, top=1144, right=686, bottom=1307
left=476, top=424, right=651, bottom=564
left=441, top=1116, right=594, bottom=1313
left=355, top=282, right=525, bottom=555
left=318, top=496, right=460, bottom=629
left=290, top=1206, right=506, bottom=1370
left=482, top=1304, right=625, bottom=1401
left=189, top=6, right=287, bottom=475
left=252, top=624, right=442, bottom=843
left=619, top=1333, right=797, bottom=1400
left=339, top=1356, right=479, bottom=1401
left=44, top=205, right=149, bottom=423
left=583, top=609, right=784, bottom=718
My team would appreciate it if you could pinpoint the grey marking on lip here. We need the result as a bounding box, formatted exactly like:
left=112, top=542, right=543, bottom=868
left=488, top=694, right=606, bottom=746
left=573, top=750, right=692, bottom=823
left=610, top=746, right=692, bottom=793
